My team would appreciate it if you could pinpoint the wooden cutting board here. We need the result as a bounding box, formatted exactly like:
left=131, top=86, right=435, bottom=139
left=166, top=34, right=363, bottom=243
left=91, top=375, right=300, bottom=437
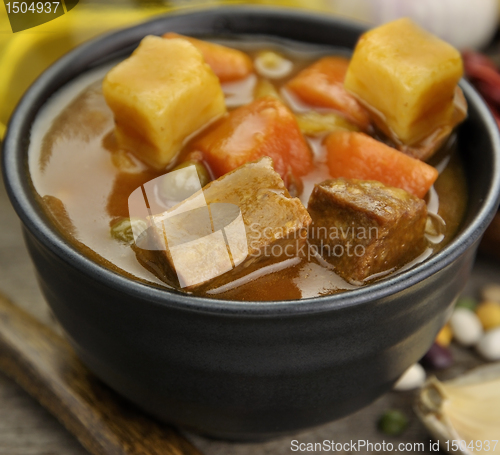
left=0, top=292, right=202, bottom=455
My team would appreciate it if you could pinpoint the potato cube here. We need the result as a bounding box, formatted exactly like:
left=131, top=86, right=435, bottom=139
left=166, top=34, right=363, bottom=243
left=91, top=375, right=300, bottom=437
left=195, top=96, right=312, bottom=183
left=307, top=178, right=427, bottom=283
left=344, top=18, right=463, bottom=146
left=103, top=36, right=226, bottom=170
left=136, top=157, right=311, bottom=290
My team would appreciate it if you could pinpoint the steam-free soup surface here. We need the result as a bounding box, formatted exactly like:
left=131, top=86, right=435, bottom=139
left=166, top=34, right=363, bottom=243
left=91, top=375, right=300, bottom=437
left=29, top=39, right=468, bottom=301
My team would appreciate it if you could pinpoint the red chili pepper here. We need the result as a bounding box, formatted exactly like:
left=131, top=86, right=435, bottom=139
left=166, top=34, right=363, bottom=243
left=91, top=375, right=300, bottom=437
left=486, top=101, right=500, bottom=130
left=463, top=50, right=500, bottom=127
left=463, top=50, right=498, bottom=73
left=475, top=80, right=500, bottom=105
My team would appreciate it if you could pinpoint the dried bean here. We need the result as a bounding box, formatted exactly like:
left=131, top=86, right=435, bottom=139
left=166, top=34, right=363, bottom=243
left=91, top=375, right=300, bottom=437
left=420, top=342, right=453, bottom=370
left=476, top=328, right=500, bottom=361
left=449, top=308, right=483, bottom=347
left=378, top=410, right=409, bottom=436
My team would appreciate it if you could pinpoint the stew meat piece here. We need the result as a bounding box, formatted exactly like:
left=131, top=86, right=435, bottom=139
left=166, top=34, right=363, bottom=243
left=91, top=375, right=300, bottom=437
left=307, top=178, right=427, bottom=283
left=135, top=157, right=311, bottom=290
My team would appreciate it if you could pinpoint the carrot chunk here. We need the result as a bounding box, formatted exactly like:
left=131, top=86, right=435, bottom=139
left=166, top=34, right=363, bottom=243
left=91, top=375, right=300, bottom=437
left=163, top=32, right=253, bottom=82
left=285, top=57, right=371, bottom=130
left=195, top=96, right=313, bottom=181
left=325, top=131, right=438, bottom=198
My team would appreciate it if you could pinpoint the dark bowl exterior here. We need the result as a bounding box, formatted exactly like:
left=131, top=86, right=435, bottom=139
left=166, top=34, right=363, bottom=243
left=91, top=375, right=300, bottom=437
left=3, top=7, right=500, bottom=440
left=24, top=227, right=476, bottom=440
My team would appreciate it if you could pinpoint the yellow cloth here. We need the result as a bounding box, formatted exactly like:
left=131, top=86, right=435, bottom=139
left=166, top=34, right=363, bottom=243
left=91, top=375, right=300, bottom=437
left=0, top=0, right=330, bottom=138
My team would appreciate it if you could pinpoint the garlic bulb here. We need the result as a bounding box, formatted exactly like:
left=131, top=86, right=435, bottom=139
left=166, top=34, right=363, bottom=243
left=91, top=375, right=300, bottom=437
left=327, top=0, right=499, bottom=50
left=415, top=363, right=500, bottom=454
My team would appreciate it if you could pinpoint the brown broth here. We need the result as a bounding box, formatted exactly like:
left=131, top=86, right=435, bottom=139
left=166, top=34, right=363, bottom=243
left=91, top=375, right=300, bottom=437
left=28, top=40, right=468, bottom=301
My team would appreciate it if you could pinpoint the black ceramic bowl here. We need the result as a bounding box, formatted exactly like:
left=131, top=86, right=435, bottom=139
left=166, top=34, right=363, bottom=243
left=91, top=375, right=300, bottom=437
left=3, top=6, right=500, bottom=441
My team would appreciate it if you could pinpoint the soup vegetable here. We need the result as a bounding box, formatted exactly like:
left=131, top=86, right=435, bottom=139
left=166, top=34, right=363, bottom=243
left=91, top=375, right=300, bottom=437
left=30, top=18, right=468, bottom=301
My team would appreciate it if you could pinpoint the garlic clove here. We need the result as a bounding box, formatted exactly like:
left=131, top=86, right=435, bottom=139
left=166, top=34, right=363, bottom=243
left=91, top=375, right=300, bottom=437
left=394, top=363, right=426, bottom=391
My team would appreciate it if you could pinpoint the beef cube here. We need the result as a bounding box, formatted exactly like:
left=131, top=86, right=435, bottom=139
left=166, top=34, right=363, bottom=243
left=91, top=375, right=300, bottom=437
left=307, top=178, right=427, bottom=283
left=136, top=157, right=311, bottom=290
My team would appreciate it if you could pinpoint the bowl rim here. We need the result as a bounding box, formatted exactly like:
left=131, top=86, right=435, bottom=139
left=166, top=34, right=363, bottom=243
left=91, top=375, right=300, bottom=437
left=3, top=5, right=500, bottom=316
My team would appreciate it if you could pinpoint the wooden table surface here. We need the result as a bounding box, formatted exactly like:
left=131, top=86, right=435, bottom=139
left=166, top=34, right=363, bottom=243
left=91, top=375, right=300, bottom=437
left=0, top=166, right=496, bottom=455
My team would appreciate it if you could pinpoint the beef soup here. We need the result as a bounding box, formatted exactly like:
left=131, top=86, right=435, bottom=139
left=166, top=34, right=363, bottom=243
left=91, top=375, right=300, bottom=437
left=28, top=19, right=468, bottom=301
